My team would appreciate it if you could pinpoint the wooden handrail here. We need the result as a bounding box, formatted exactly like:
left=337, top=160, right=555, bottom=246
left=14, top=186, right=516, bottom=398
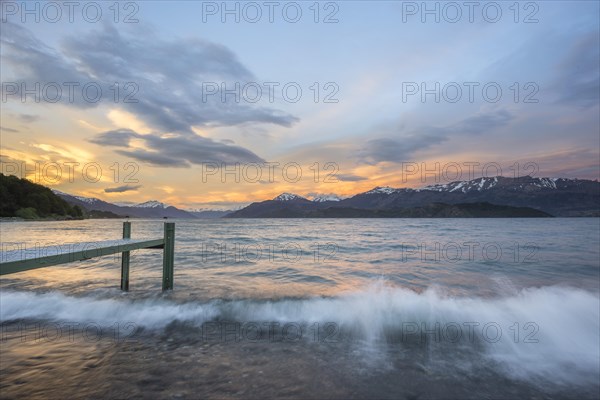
left=0, top=222, right=175, bottom=291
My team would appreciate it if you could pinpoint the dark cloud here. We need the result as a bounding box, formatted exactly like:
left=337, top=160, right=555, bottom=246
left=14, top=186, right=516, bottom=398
left=104, top=184, right=142, bottom=193
left=520, top=148, right=600, bottom=181
left=358, top=135, right=446, bottom=165
left=0, top=19, right=297, bottom=167
left=553, top=32, right=600, bottom=108
left=89, top=129, right=136, bottom=147
left=114, top=149, right=191, bottom=168
left=90, top=129, right=265, bottom=167
left=1, top=22, right=299, bottom=133
left=357, top=109, right=513, bottom=164
left=10, top=114, right=40, bottom=123
left=336, top=173, right=367, bottom=182
left=452, top=109, right=512, bottom=135
left=0, top=126, right=19, bottom=133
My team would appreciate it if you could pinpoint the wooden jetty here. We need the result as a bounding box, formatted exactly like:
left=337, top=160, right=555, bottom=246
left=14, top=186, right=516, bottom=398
left=0, top=222, right=175, bottom=291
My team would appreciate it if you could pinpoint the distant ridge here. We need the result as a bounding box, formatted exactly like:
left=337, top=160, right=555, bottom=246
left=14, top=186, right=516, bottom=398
left=188, top=210, right=234, bottom=219
left=50, top=175, right=600, bottom=218
left=226, top=176, right=600, bottom=218
left=52, top=190, right=197, bottom=219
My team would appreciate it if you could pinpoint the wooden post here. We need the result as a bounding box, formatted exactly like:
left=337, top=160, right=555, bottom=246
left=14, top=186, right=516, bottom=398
left=162, top=222, right=175, bottom=291
left=120, top=222, right=131, bottom=291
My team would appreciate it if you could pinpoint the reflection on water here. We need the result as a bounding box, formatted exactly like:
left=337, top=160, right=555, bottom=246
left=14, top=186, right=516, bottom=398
left=2, top=218, right=599, bottom=299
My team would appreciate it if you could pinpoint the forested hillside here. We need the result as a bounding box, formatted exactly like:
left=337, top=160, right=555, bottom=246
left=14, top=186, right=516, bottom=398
left=0, top=174, right=83, bottom=219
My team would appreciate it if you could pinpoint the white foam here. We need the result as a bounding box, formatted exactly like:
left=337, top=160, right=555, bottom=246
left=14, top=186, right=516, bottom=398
left=0, top=290, right=219, bottom=329
left=1, top=284, right=598, bottom=384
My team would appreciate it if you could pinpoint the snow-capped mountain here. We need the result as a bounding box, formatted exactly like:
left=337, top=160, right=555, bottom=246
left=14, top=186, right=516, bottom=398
left=274, top=193, right=308, bottom=201
left=74, top=195, right=100, bottom=204
left=52, top=190, right=104, bottom=207
left=421, top=177, right=500, bottom=193
left=419, top=176, right=562, bottom=193
left=52, top=191, right=196, bottom=218
left=357, top=177, right=586, bottom=195
left=274, top=193, right=344, bottom=202
left=364, top=186, right=406, bottom=195
left=52, top=175, right=600, bottom=219
left=133, top=200, right=165, bottom=208
left=312, top=194, right=343, bottom=202
left=343, top=176, right=599, bottom=216
left=112, top=202, right=135, bottom=207
left=227, top=176, right=599, bottom=217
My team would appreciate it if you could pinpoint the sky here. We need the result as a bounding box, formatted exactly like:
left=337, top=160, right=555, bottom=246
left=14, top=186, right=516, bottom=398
left=1, top=1, right=598, bottom=210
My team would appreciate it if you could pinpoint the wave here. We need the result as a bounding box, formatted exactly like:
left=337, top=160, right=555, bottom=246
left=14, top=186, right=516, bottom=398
left=1, top=284, right=599, bottom=385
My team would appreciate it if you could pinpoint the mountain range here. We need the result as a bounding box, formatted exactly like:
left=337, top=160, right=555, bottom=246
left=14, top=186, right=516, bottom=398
left=226, top=176, right=600, bottom=218
left=52, top=176, right=599, bottom=219
left=52, top=190, right=200, bottom=218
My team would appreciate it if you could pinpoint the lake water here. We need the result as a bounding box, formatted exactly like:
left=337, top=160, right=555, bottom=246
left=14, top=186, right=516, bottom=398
left=1, top=218, right=599, bottom=399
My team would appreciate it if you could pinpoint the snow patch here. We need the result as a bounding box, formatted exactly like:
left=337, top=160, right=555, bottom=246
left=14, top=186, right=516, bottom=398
left=274, top=193, right=306, bottom=201
left=312, top=194, right=342, bottom=202
left=365, top=186, right=399, bottom=195
left=133, top=200, right=165, bottom=208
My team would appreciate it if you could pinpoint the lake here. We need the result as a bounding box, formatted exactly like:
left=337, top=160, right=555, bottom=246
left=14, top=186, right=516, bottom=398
left=1, top=218, right=599, bottom=399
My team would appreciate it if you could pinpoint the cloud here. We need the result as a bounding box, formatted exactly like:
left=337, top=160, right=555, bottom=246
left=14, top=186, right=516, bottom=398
left=553, top=32, right=600, bottom=108
left=0, top=126, right=19, bottom=133
left=336, top=173, right=367, bottom=182
left=104, top=184, right=142, bottom=193
left=357, top=109, right=513, bottom=164
left=158, top=186, right=175, bottom=194
left=521, top=148, right=600, bottom=180
left=451, top=109, right=513, bottom=135
left=89, top=129, right=137, bottom=147
left=15, top=114, right=40, bottom=123
left=358, top=135, right=446, bottom=165
left=90, top=128, right=265, bottom=167
left=1, top=22, right=299, bottom=133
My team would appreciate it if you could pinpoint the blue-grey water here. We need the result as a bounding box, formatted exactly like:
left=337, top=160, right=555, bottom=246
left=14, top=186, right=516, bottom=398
left=1, top=218, right=599, bottom=399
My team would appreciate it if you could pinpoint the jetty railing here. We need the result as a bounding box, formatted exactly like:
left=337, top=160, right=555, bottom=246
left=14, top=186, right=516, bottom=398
left=0, top=222, right=175, bottom=291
